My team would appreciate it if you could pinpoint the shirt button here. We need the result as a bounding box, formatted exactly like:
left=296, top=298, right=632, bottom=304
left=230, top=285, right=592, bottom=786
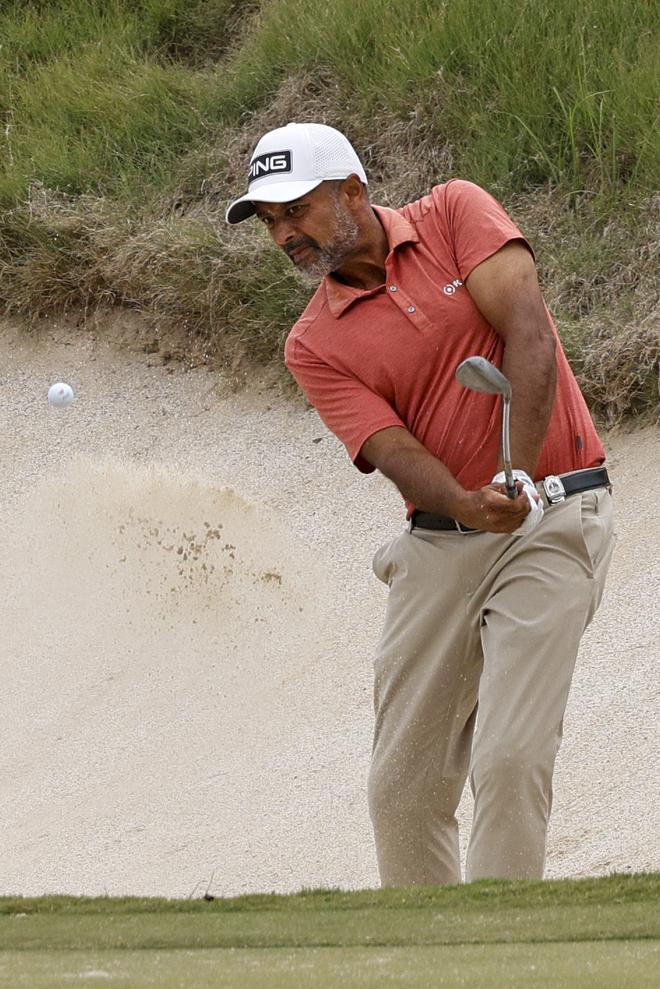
left=407, top=305, right=416, bottom=313
left=389, top=285, right=398, bottom=292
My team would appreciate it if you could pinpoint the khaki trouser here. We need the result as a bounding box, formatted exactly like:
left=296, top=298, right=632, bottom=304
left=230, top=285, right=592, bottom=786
left=368, top=486, right=615, bottom=886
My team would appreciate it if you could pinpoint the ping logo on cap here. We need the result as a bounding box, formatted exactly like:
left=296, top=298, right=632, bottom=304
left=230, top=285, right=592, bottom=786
left=248, top=150, right=292, bottom=185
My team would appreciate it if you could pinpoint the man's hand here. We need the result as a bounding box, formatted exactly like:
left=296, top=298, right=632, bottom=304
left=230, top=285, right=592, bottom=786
left=454, top=482, right=533, bottom=533
left=492, top=468, right=544, bottom=536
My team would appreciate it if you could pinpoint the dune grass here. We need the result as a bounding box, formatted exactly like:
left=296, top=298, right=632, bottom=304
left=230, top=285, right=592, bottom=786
left=0, top=0, right=658, bottom=418
left=219, top=0, right=659, bottom=194
left=3, top=0, right=657, bottom=200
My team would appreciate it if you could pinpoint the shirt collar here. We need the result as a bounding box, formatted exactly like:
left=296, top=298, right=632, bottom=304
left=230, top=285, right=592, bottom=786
left=324, top=205, right=418, bottom=317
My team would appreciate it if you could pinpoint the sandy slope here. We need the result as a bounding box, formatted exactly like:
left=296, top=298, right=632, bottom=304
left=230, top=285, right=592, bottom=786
left=1, top=319, right=658, bottom=898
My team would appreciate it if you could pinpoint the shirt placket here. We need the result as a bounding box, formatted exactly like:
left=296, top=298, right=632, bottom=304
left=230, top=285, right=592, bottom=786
left=384, top=279, right=433, bottom=334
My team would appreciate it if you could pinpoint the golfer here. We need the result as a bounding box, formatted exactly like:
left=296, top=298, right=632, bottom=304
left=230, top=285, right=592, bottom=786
left=226, top=123, right=615, bottom=886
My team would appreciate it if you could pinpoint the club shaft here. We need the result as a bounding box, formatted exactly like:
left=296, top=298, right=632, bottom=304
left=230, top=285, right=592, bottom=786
left=502, top=399, right=516, bottom=498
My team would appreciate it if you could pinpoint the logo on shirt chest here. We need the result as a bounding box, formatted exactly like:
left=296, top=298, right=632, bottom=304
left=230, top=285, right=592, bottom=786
left=443, top=279, right=464, bottom=296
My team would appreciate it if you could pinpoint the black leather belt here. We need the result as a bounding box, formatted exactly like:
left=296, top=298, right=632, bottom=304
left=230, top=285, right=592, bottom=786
left=410, top=466, right=611, bottom=533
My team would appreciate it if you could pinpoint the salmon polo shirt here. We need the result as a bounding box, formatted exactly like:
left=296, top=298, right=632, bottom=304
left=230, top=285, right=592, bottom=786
left=284, top=179, right=605, bottom=502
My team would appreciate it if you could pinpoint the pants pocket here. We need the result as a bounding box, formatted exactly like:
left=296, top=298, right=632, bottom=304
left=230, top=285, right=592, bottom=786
left=577, top=488, right=616, bottom=574
left=372, top=535, right=400, bottom=586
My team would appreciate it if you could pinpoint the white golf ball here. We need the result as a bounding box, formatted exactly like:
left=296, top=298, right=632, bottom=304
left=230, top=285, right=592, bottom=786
left=48, top=382, right=75, bottom=407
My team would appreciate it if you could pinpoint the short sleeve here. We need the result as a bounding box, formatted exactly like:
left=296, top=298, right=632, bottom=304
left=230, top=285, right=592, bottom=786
left=284, top=335, right=405, bottom=473
left=436, top=180, right=534, bottom=281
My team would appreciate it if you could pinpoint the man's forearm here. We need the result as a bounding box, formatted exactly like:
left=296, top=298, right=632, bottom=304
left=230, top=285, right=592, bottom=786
left=501, top=332, right=556, bottom=478
left=464, top=242, right=558, bottom=477
left=362, top=426, right=533, bottom=532
left=377, top=443, right=467, bottom=517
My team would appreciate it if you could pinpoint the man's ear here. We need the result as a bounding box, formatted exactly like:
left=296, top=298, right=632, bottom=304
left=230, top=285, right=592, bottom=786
left=340, top=174, right=367, bottom=209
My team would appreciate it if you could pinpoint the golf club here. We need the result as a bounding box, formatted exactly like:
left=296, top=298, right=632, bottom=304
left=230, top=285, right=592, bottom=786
left=455, top=355, right=517, bottom=499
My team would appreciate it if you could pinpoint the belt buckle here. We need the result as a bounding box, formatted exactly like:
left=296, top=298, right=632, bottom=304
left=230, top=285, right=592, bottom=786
left=543, top=475, right=566, bottom=504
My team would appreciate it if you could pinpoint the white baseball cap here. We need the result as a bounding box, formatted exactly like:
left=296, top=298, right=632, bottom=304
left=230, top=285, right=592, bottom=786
left=225, top=122, right=368, bottom=224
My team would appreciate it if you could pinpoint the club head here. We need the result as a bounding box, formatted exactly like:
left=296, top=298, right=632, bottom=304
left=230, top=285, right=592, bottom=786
left=455, top=356, right=512, bottom=401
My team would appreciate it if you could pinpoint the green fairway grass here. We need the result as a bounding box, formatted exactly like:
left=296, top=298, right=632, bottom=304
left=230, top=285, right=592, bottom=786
left=1, top=874, right=658, bottom=988
left=1, top=941, right=658, bottom=989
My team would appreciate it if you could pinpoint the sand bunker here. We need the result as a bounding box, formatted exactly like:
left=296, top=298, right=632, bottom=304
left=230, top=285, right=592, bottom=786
left=1, top=321, right=657, bottom=897
left=3, top=457, right=352, bottom=897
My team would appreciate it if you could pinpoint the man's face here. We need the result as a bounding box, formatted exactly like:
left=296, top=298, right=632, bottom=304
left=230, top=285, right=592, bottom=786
left=254, top=181, right=360, bottom=284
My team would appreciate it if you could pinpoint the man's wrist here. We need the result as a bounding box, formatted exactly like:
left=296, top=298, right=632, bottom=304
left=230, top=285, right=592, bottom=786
left=445, top=488, right=476, bottom=525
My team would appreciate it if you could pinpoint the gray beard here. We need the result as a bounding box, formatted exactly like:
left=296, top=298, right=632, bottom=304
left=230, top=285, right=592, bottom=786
left=293, top=202, right=360, bottom=287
